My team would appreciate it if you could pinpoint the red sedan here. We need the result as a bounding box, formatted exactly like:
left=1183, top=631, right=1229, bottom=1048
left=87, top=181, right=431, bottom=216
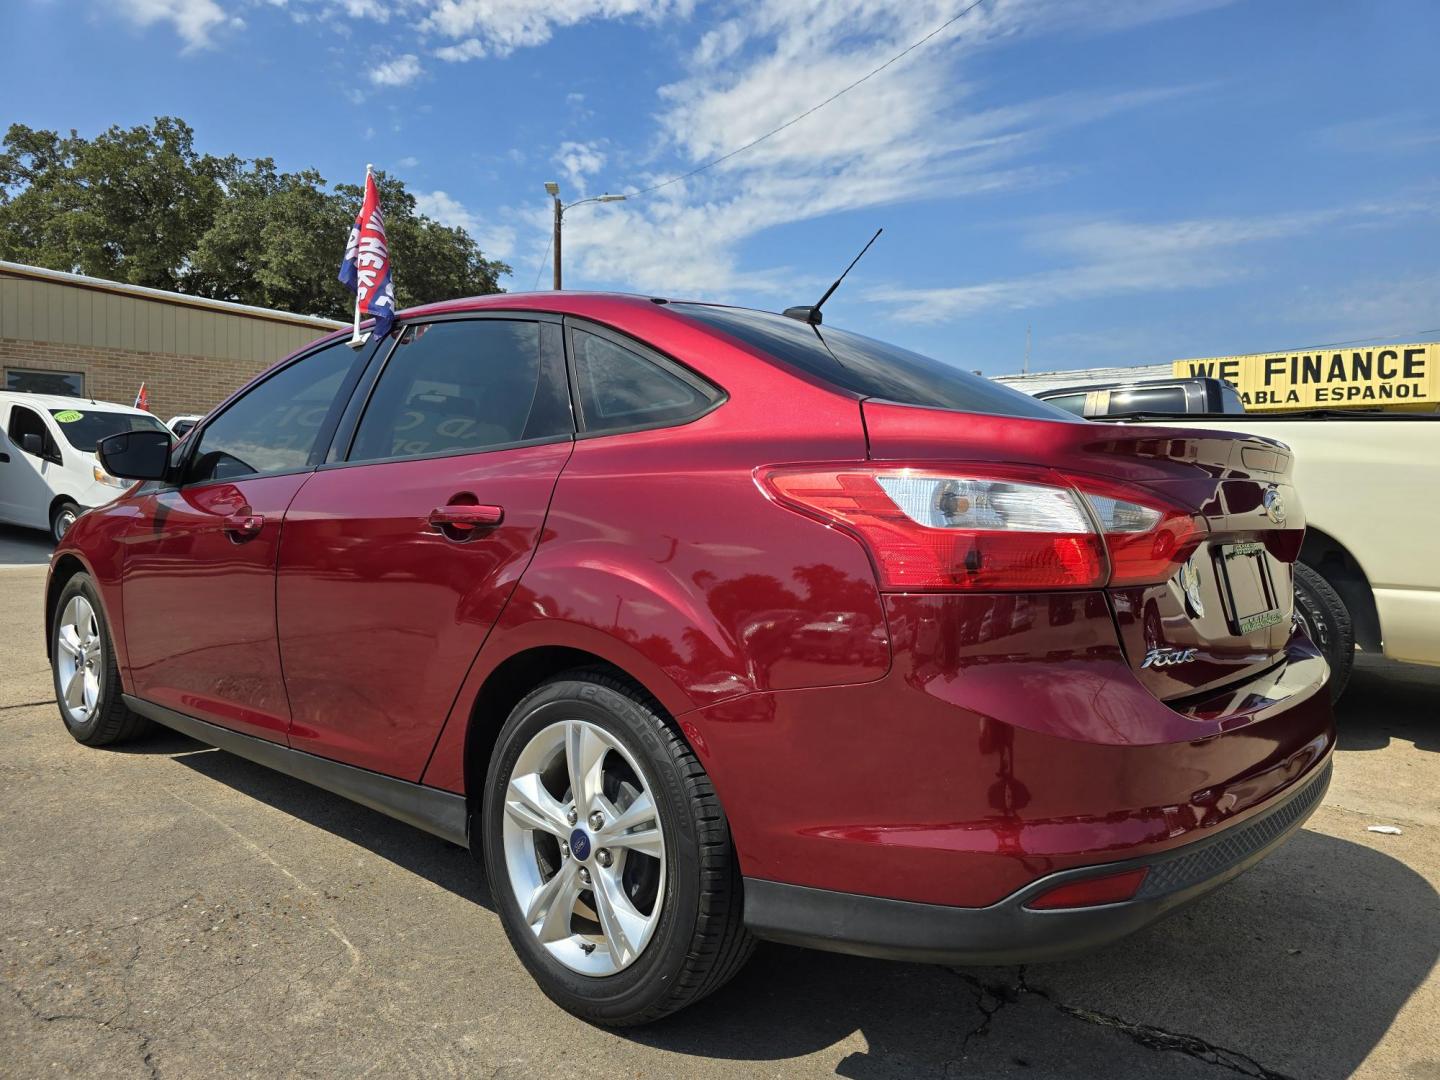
left=46, top=292, right=1333, bottom=1025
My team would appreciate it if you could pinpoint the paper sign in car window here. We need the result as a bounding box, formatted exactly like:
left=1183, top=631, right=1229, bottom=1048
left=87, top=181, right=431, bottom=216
left=53, top=410, right=84, bottom=423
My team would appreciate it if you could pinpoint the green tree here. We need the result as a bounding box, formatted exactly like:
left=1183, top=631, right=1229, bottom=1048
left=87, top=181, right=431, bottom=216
left=0, top=118, right=509, bottom=314
left=0, top=118, right=222, bottom=289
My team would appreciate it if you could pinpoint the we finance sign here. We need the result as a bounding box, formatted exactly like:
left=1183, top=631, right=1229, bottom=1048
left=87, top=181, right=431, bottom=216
left=1174, top=343, right=1438, bottom=410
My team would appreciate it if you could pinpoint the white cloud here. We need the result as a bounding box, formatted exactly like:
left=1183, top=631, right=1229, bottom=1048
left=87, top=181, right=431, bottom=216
left=551, top=0, right=1229, bottom=296
left=867, top=196, right=1440, bottom=322
left=414, top=190, right=517, bottom=260
left=369, top=53, right=422, bottom=86
left=111, top=0, right=241, bottom=50
left=426, top=0, right=690, bottom=60
left=1315, top=113, right=1440, bottom=155
left=398, top=155, right=420, bottom=168
left=554, top=141, right=606, bottom=191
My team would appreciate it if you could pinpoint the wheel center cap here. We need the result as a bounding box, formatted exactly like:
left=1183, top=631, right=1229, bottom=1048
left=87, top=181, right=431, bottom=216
left=569, top=828, right=592, bottom=861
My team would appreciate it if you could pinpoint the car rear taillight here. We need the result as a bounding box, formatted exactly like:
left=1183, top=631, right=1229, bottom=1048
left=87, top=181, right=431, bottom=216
left=759, top=464, right=1204, bottom=592
left=1068, top=474, right=1205, bottom=587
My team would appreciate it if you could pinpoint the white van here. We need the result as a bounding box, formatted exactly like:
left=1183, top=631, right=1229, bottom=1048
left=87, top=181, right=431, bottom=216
left=0, top=393, right=172, bottom=540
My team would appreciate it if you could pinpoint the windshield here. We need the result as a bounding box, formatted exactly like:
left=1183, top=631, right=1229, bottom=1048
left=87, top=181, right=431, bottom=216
left=672, top=304, right=1074, bottom=420
left=49, top=409, right=169, bottom=453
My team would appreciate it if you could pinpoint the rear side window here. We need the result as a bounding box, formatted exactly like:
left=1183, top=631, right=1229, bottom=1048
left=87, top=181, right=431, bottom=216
left=1105, top=386, right=1187, bottom=415
left=1041, top=392, right=1088, bottom=417
left=350, top=319, right=565, bottom=462
left=673, top=304, right=1071, bottom=420
left=571, top=328, right=717, bottom=433
left=188, top=340, right=359, bottom=483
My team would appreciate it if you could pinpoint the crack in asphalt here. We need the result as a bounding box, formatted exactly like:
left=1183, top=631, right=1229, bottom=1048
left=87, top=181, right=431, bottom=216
left=0, top=700, right=51, bottom=712
left=947, top=967, right=1297, bottom=1080
left=1, top=977, right=161, bottom=1079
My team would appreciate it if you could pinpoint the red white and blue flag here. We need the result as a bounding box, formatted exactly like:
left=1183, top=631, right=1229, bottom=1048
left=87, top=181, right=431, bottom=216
left=339, top=170, right=396, bottom=339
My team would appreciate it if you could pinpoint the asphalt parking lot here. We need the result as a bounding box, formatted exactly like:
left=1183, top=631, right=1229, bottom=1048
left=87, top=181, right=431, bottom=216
left=1, top=525, right=1436, bottom=1080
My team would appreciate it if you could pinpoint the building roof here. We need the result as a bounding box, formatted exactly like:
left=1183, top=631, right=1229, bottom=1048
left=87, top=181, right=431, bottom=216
left=0, top=260, right=345, bottom=330
left=991, top=363, right=1173, bottom=394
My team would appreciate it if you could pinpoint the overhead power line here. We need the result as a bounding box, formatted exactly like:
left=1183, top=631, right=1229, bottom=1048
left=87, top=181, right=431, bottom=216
left=627, top=0, right=990, bottom=198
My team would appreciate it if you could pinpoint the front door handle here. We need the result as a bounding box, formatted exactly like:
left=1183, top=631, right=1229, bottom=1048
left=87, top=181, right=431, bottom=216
left=223, top=512, right=265, bottom=539
left=428, top=503, right=505, bottom=537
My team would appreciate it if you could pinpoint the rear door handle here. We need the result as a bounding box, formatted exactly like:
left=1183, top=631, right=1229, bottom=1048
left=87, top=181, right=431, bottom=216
left=428, top=503, right=505, bottom=535
left=223, top=512, right=265, bottom=539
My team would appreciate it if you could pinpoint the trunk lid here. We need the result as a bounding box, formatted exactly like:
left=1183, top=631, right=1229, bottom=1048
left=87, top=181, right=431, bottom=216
left=861, top=402, right=1305, bottom=702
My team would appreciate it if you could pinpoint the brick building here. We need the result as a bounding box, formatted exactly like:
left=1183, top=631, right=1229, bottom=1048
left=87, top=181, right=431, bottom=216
left=0, top=261, right=345, bottom=419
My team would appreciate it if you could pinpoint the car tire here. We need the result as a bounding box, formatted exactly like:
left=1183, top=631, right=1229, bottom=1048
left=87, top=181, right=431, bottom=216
left=1293, top=561, right=1354, bottom=703
left=481, top=669, right=753, bottom=1026
left=50, top=500, right=80, bottom=542
left=51, top=572, right=151, bottom=746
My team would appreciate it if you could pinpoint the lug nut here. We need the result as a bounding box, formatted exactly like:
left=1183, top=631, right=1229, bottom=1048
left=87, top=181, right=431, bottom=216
left=560, top=841, right=570, bottom=859
left=596, top=849, right=612, bottom=868
left=588, top=810, right=605, bottom=830
left=566, top=807, right=578, bottom=826
left=578, top=866, right=592, bottom=885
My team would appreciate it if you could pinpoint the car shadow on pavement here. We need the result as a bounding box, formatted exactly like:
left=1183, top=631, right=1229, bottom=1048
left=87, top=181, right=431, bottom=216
left=156, top=738, right=495, bottom=911
left=145, top=733, right=1437, bottom=1080
left=627, top=830, right=1437, bottom=1080
left=0, top=524, right=52, bottom=567
left=1336, top=655, right=1440, bottom=753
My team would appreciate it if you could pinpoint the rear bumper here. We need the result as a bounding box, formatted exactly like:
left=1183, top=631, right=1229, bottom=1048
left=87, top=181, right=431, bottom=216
left=743, top=755, right=1331, bottom=965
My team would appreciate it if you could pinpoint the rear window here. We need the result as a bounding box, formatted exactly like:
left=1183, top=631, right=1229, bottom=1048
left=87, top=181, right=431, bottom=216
left=673, top=305, right=1072, bottom=420
left=1105, top=386, right=1187, bottom=416
left=49, top=409, right=169, bottom=452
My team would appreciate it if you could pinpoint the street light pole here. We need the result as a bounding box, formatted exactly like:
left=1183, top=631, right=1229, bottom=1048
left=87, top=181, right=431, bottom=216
left=552, top=192, right=563, bottom=291
left=543, top=182, right=627, bottom=291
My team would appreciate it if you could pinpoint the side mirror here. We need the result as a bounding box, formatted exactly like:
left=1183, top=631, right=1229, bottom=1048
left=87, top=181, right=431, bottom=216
left=97, top=429, right=172, bottom=481
left=21, top=433, right=43, bottom=455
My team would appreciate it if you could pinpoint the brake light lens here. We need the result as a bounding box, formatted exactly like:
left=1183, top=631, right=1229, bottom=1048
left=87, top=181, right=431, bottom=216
left=761, top=465, right=1106, bottom=590
left=759, top=464, right=1205, bottom=591
left=1070, top=476, right=1205, bottom=587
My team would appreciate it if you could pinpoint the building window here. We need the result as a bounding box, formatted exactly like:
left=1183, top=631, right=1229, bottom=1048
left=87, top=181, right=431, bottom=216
left=5, top=368, right=86, bottom=396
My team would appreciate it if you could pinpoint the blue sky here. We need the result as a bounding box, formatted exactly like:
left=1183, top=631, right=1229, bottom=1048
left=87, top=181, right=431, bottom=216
left=7, top=0, right=1440, bottom=374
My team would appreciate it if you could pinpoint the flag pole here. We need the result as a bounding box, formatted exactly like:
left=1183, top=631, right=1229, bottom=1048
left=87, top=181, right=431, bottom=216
left=349, top=163, right=374, bottom=347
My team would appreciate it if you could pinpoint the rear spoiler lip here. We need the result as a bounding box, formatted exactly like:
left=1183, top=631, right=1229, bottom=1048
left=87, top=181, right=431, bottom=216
left=859, top=400, right=1294, bottom=483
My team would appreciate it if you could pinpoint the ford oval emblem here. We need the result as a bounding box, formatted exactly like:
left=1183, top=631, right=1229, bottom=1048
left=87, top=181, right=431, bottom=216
left=569, top=828, right=592, bottom=861
left=1263, top=487, right=1286, bottom=526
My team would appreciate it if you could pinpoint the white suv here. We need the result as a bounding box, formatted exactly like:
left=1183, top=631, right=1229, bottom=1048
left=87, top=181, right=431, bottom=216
left=0, top=392, right=171, bottom=540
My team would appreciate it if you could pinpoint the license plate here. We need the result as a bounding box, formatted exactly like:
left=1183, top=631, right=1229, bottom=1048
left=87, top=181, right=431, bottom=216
left=1217, top=542, right=1284, bottom=634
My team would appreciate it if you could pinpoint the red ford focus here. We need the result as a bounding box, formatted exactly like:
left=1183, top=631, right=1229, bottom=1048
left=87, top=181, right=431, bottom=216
left=47, top=293, right=1333, bottom=1025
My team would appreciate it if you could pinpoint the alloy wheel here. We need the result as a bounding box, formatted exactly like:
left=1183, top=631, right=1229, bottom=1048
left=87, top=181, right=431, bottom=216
left=501, top=718, right=666, bottom=976
left=55, top=595, right=102, bottom=725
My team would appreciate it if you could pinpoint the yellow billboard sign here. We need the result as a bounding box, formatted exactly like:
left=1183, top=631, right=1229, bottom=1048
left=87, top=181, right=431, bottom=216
left=1172, top=343, right=1439, bottom=411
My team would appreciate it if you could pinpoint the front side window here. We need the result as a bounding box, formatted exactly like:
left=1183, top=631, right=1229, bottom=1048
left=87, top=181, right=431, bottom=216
left=49, top=409, right=168, bottom=453
left=187, top=341, right=358, bottom=484
left=7, top=405, right=50, bottom=457
left=674, top=304, right=1072, bottom=420
left=571, top=329, right=715, bottom=432
left=350, top=319, right=563, bottom=462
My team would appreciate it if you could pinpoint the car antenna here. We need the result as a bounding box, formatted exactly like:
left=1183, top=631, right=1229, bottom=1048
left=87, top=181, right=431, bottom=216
left=783, top=227, right=883, bottom=326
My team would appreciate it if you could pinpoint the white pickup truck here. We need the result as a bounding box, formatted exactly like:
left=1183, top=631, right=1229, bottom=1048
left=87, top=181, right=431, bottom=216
left=1115, top=413, right=1438, bottom=699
